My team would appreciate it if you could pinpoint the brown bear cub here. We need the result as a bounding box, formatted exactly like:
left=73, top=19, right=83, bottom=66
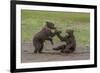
left=33, top=21, right=60, bottom=53
left=53, top=29, right=76, bottom=53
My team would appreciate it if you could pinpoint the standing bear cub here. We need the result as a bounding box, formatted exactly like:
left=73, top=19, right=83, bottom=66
left=53, top=29, right=76, bottom=53
left=33, top=21, right=59, bottom=53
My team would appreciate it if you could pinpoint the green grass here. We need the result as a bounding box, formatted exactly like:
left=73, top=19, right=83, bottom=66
left=21, top=10, right=90, bottom=47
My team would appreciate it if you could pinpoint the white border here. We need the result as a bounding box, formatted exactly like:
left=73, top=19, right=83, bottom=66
left=16, top=5, right=94, bottom=69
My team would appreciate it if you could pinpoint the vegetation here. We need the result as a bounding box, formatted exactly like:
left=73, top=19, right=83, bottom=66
left=21, top=10, right=90, bottom=47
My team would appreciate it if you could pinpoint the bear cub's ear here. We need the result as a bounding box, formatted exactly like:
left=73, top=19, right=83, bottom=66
left=46, top=21, right=53, bottom=26
left=46, top=21, right=49, bottom=24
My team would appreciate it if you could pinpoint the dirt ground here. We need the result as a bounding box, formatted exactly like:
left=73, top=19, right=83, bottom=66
left=21, top=41, right=90, bottom=63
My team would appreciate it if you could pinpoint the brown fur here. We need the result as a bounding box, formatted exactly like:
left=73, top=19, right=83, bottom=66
left=53, top=30, right=76, bottom=53
left=33, top=21, right=59, bottom=53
